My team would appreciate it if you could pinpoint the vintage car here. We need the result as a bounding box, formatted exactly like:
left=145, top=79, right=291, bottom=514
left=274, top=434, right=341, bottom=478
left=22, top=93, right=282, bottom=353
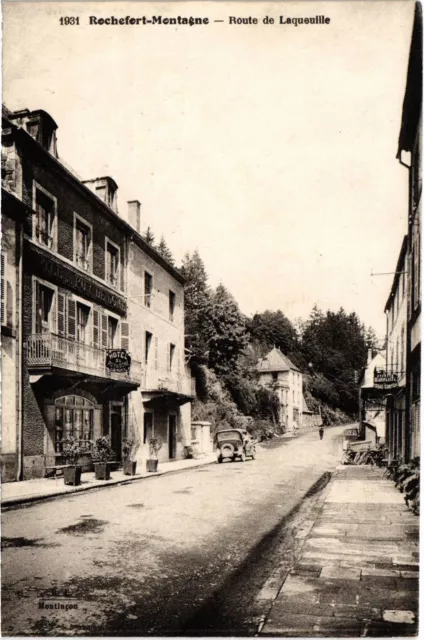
left=342, top=426, right=360, bottom=451
left=215, top=428, right=256, bottom=463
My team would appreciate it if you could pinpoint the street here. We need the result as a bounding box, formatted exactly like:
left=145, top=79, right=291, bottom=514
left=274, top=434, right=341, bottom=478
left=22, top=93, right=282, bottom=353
left=2, top=427, right=344, bottom=636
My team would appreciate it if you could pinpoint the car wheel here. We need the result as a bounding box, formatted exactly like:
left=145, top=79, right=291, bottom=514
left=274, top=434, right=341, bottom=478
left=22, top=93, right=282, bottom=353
left=217, top=456, right=223, bottom=464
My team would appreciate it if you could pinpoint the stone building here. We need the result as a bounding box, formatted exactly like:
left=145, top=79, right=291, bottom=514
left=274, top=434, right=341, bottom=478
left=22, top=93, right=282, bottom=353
left=125, top=202, right=195, bottom=466
left=257, top=347, right=303, bottom=434
left=384, top=237, right=408, bottom=461
left=1, top=105, right=194, bottom=481
left=358, top=349, right=387, bottom=445
left=396, top=2, right=422, bottom=460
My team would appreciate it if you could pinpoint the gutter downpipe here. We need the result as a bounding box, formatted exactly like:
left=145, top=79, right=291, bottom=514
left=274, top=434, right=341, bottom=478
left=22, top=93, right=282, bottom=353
left=17, top=219, right=24, bottom=480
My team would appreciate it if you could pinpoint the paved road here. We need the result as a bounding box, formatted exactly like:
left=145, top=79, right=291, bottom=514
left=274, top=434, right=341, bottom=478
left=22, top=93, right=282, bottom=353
left=2, top=426, right=346, bottom=636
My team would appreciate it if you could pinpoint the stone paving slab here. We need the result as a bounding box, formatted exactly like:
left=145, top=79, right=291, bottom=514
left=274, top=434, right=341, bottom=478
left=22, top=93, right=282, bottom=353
left=260, top=465, right=419, bottom=637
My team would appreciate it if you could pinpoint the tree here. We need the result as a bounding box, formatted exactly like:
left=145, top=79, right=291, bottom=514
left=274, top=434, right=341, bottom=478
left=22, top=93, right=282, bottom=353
left=207, top=284, right=249, bottom=375
left=180, top=250, right=214, bottom=366
left=156, top=235, right=175, bottom=265
left=247, top=310, right=298, bottom=354
left=143, top=226, right=155, bottom=246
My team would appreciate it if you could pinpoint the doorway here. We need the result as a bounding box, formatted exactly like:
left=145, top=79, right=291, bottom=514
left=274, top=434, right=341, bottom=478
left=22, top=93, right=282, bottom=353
left=168, top=414, right=177, bottom=459
left=110, top=404, right=123, bottom=462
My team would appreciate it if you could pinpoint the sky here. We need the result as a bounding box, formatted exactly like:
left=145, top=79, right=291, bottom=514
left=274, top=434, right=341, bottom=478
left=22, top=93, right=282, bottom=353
left=3, top=1, right=415, bottom=337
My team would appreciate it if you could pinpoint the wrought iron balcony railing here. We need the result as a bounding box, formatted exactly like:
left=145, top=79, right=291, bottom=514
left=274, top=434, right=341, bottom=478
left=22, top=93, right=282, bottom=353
left=26, top=333, right=141, bottom=382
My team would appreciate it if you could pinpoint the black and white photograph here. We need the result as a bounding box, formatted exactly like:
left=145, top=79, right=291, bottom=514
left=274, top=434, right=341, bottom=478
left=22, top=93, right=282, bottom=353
left=1, top=1, right=421, bottom=636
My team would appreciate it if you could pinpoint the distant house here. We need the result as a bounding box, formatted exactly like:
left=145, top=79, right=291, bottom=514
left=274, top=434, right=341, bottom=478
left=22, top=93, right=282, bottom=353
left=358, top=349, right=387, bottom=445
left=257, top=347, right=303, bottom=434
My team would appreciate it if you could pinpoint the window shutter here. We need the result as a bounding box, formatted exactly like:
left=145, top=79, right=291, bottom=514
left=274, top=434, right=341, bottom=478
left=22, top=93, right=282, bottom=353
left=68, top=298, right=76, bottom=339
left=57, top=292, right=66, bottom=336
left=1, top=254, right=5, bottom=326
left=154, top=336, right=158, bottom=371
left=121, top=321, right=129, bottom=351
left=101, top=313, right=108, bottom=349
left=177, top=348, right=181, bottom=373
left=50, top=291, right=57, bottom=334
left=93, top=307, right=100, bottom=348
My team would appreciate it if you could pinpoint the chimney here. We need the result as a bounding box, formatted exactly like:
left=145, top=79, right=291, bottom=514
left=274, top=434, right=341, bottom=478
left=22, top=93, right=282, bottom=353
left=127, top=200, right=141, bottom=234
left=83, top=177, right=118, bottom=213
left=8, top=108, right=58, bottom=157
left=367, top=348, right=373, bottom=365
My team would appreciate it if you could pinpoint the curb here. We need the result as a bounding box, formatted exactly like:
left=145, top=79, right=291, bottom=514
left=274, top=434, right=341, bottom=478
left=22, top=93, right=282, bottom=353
left=2, top=458, right=217, bottom=511
left=180, top=468, right=334, bottom=634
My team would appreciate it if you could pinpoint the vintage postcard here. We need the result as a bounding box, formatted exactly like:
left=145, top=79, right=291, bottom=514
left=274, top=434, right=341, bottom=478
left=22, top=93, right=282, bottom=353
left=1, top=1, right=421, bottom=637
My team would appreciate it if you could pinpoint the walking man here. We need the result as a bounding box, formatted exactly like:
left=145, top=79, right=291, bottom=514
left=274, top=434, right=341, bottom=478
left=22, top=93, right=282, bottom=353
left=319, top=426, right=324, bottom=440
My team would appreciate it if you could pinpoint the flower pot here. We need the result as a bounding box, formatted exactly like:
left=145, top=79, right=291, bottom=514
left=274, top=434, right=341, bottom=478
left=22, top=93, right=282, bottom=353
left=123, top=460, right=137, bottom=476
left=146, top=458, right=158, bottom=473
left=63, top=465, right=82, bottom=486
left=94, top=462, right=111, bottom=480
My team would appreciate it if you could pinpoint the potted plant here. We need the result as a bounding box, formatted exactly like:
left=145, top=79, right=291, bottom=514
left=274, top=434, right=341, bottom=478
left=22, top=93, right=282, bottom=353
left=122, top=438, right=138, bottom=476
left=146, top=436, right=163, bottom=472
left=92, top=436, right=114, bottom=480
left=61, top=436, right=84, bottom=486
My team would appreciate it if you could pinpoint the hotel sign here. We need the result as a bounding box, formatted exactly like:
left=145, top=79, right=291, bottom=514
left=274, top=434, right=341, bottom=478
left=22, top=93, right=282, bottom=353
left=373, top=368, right=399, bottom=390
left=27, top=242, right=127, bottom=315
left=106, top=349, right=131, bottom=373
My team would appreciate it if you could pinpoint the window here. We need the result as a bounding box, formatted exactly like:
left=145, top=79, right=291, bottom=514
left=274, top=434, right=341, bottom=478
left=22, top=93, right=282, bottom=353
left=272, top=372, right=278, bottom=382
left=74, top=214, right=92, bottom=271
left=55, top=395, right=94, bottom=453
left=34, top=186, right=56, bottom=249
left=169, top=290, right=176, bottom=321
left=107, top=316, right=119, bottom=349
left=35, top=282, right=55, bottom=334
left=169, top=343, right=176, bottom=372
left=144, top=272, right=153, bottom=307
left=145, top=331, right=153, bottom=364
left=106, top=240, right=120, bottom=289
left=76, top=303, right=90, bottom=344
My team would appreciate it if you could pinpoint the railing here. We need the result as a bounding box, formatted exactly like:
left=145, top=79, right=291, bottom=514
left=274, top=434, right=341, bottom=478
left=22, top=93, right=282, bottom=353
left=26, top=333, right=142, bottom=382
left=143, top=367, right=196, bottom=397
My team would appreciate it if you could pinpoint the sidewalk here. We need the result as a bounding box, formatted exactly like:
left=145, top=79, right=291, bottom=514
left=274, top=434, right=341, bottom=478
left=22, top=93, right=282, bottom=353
left=260, top=464, right=419, bottom=637
left=1, top=453, right=217, bottom=509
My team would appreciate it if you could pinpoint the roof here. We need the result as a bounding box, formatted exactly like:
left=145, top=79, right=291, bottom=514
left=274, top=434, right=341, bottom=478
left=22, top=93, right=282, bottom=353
left=2, top=110, right=185, bottom=285
left=384, top=236, right=408, bottom=312
left=397, top=3, right=422, bottom=157
left=257, top=347, right=301, bottom=373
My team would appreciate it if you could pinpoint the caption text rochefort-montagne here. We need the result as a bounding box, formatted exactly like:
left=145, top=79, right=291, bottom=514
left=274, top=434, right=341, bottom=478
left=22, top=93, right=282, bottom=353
left=82, top=15, right=331, bottom=27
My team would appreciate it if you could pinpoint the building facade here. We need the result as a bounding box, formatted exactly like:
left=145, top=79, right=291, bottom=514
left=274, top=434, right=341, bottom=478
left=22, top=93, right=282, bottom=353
left=1, top=186, right=28, bottom=481
left=358, top=350, right=387, bottom=445
left=257, top=347, right=303, bottom=433
left=125, top=203, right=195, bottom=466
left=397, top=3, right=422, bottom=461
left=1, top=105, right=194, bottom=481
left=384, top=237, right=408, bottom=461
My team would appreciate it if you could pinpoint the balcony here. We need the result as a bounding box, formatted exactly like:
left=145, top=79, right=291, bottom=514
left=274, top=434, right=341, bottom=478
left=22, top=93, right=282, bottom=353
left=142, top=367, right=196, bottom=405
left=26, top=333, right=141, bottom=385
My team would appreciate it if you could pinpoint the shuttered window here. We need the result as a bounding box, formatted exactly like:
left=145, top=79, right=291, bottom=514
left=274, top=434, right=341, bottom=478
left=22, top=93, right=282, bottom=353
left=68, top=298, right=76, bottom=339
left=93, top=308, right=100, bottom=347
left=121, top=321, right=129, bottom=350
left=57, top=291, right=67, bottom=336
left=101, top=313, right=108, bottom=348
